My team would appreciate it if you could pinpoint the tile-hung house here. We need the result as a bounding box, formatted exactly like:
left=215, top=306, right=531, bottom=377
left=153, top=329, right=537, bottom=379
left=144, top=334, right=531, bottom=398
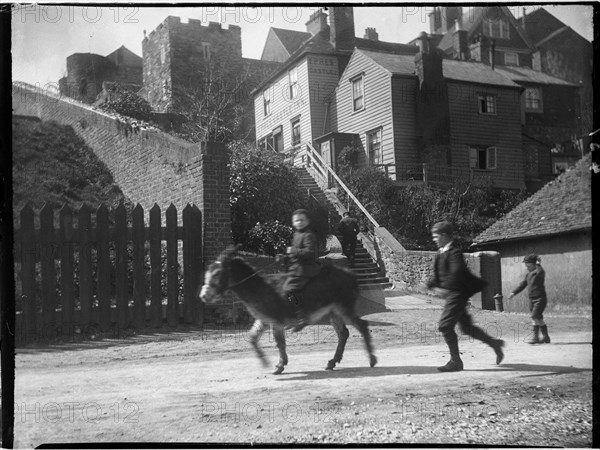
left=327, top=33, right=526, bottom=190
left=493, top=65, right=580, bottom=191
left=252, top=7, right=418, bottom=163
left=519, top=7, right=594, bottom=133
left=471, top=153, right=592, bottom=313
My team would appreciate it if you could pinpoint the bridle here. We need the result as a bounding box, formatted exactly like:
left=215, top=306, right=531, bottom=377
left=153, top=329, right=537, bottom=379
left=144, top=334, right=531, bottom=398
left=208, top=258, right=281, bottom=293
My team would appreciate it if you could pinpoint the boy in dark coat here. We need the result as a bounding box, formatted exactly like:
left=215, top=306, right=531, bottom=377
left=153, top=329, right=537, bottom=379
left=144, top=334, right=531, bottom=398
left=283, top=209, right=320, bottom=331
left=427, top=221, right=505, bottom=372
left=508, top=254, right=551, bottom=344
left=338, top=212, right=360, bottom=266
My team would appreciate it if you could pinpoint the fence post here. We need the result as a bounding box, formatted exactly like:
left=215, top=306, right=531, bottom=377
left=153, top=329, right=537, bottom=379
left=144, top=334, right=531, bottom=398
left=149, top=204, right=162, bottom=327
left=115, top=204, right=128, bottom=329
left=96, top=204, right=111, bottom=331
left=59, top=205, right=74, bottom=329
left=193, top=204, right=204, bottom=325
left=166, top=204, right=179, bottom=327
left=183, top=204, right=195, bottom=324
left=132, top=204, right=146, bottom=329
left=20, top=205, right=37, bottom=340
left=40, top=204, right=57, bottom=335
left=78, top=203, right=92, bottom=330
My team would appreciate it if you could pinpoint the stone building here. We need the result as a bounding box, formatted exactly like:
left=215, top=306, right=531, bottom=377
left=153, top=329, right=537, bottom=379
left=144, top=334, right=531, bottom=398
left=59, top=46, right=142, bottom=103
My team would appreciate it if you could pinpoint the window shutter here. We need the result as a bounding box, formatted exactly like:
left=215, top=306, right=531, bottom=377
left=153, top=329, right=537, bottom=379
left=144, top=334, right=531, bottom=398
left=468, top=146, right=478, bottom=169
left=487, top=147, right=497, bottom=169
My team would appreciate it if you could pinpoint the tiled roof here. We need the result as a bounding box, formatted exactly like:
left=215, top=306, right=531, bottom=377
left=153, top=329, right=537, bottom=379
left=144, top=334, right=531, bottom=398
left=359, top=49, right=521, bottom=88
left=519, top=8, right=566, bottom=46
left=271, top=28, right=312, bottom=55
left=354, top=38, right=419, bottom=55
left=472, top=154, right=592, bottom=246
left=493, top=65, right=580, bottom=86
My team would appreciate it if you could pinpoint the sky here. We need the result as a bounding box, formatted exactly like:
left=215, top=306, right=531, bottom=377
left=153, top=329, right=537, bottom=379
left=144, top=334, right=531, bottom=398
left=11, top=4, right=594, bottom=89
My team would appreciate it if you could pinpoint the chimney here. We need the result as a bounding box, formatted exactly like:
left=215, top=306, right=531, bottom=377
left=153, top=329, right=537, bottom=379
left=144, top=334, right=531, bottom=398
left=364, top=27, right=379, bottom=41
left=469, top=34, right=491, bottom=64
left=452, top=19, right=469, bottom=60
left=329, top=7, right=355, bottom=51
left=306, top=9, right=328, bottom=36
left=439, top=6, right=462, bottom=33
left=428, top=8, right=441, bottom=34
left=414, top=32, right=451, bottom=156
left=522, top=7, right=526, bottom=30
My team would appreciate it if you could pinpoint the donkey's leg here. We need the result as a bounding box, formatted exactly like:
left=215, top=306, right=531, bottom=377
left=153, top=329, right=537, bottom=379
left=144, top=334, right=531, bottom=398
left=272, top=325, right=288, bottom=375
left=334, top=306, right=377, bottom=368
left=248, top=319, right=268, bottom=367
left=326, top=314, right=350, bottom=370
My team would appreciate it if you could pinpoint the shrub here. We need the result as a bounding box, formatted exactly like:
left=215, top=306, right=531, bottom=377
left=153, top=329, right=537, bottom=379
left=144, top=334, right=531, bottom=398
left=96, top=83, right=152, bottom=123
left=247, top=220, right=294, bottom=256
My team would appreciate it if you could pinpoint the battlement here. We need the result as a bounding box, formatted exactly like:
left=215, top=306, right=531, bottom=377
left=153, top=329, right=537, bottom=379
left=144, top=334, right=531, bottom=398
left=145, top=15, right=243, bottom=42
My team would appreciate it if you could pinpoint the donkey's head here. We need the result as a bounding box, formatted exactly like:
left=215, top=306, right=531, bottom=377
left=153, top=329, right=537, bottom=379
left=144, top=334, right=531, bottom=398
left=198, top=245, right=240, bottom=303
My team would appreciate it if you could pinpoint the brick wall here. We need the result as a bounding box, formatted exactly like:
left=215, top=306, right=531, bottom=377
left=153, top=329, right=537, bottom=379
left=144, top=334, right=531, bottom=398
left=12, top=82, right=231, bottom=263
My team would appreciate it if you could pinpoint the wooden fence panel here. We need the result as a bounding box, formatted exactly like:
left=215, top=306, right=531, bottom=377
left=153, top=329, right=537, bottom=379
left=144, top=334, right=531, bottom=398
left=149, top=204, right=162, bottom=327
left=40, top=204, right=57, bottom=330
left=166, top=204, right=178, bottom=327
left=96, top=204, right=111, bottom=331
left=20, top=205, right=37, bottom=337
left=59, top=205, right=74, bottom=326
left=115, top=204, right=128, bottom=329
left=79, top=204, right=92, bottom=328
left=132, top=204, right=145, bottom=328
left=14, top=202, right=206, bottom=341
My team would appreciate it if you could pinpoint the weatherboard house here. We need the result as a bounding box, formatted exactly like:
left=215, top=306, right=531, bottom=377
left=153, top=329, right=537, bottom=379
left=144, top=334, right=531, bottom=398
left=253, top=6, right=583, bottom=191
left=471, top=154, right=592, bottom=313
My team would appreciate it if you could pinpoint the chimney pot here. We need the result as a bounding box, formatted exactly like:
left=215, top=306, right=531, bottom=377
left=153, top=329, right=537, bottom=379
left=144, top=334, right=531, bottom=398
left=306, top=9, right=328, bottom=36
left=364, top=27, right=379, bottom=41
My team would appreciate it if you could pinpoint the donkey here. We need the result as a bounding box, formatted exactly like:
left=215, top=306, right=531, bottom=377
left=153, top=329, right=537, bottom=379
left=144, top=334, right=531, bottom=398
left=199, top=246, right=377, bottom=375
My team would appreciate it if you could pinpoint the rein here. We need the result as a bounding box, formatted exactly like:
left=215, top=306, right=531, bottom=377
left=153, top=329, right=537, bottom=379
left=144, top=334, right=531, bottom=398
left=222, top=258, right=282, bottom=292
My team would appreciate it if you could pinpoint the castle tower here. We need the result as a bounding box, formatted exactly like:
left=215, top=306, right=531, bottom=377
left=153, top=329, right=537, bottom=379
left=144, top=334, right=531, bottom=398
left=141, top=16, right=243, bottom=112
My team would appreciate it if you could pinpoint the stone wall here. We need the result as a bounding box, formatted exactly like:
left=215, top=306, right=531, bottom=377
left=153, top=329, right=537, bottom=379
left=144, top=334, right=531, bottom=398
left=12, top=82, right=231, bottom=264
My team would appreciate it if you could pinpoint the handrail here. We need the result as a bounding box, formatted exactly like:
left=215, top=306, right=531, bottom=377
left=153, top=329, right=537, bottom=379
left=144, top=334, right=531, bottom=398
left=305, top=142, right=380, bottom=228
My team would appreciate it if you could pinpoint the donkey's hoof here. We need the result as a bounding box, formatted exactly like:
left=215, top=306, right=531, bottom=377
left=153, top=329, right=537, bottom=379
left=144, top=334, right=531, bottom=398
left=325, top=360, right=336, bottom=370
left=273, top=365, right=285, bottom=375
left=370, top=355, right=378, bottom=367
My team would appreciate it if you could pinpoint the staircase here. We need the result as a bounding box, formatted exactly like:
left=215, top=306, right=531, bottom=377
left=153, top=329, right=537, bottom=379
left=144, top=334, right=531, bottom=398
left=294, top=167, right=392, bottom=289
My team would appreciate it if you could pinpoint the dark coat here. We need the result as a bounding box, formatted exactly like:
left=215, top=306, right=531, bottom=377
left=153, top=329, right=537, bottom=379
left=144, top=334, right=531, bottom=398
left=338, top=217, right=360, bottom=238
left=512, top=266, right=546, bottom=299
left=287, top=227, right=320, bottom=279
left=427, top=244, right=487, bottom=299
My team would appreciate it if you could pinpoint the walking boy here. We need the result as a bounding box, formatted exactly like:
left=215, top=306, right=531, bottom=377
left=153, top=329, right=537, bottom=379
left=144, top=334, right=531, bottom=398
left=283, top=209, right=320, bottom=331
left=427, top=221, right=505, bottom=372
left=507, top=254, right=551, bottom=344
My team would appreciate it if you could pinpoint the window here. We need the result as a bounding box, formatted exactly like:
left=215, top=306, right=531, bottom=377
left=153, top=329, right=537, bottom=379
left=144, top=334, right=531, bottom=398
left=486, top=18, right=510, bottom=39
left=291, top=118, right=301, bottom=146
left=352, top=76, right=364, bottom=111
left=201, top=42, right=212, bottom=61
left=263, top=88, right=271, bottom=117
left=160, top=45, right=166, bottom=65
left=525, top=87, right=542, bottom=111
left=367, top=128, right=382, bottom=165
left=469, top=146, right=497, bottom=170
left=478, top=94, right=497, bottom=114
left=288, top=66, right=298, bottom=100
left=504, top=52, right=518, bottom=66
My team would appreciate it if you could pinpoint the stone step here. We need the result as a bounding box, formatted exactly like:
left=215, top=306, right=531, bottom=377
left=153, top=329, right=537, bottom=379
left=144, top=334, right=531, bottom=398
left=359, top=282, right=393, bottom=290
left=357, top=277, right=390, bottom=285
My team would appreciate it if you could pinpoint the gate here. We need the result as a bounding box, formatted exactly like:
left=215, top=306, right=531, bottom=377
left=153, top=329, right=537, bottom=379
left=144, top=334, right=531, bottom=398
left=13, top=202, right=203, bottom=342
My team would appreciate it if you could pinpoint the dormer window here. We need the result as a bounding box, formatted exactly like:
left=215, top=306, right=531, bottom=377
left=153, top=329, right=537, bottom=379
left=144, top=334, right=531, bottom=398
left=486, top=18, right=510, bottom=39
left=504, top=52, right=518, bottom=66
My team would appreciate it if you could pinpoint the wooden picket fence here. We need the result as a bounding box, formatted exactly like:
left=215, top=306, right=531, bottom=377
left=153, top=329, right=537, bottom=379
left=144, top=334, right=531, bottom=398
left=14, top=202, right=203, bottom=341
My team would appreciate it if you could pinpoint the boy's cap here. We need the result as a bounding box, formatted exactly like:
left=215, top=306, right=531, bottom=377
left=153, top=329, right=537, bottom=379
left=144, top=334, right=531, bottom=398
left=431, top=221, right=453, bottom=236
left=523, top=254, right=539, bottom=263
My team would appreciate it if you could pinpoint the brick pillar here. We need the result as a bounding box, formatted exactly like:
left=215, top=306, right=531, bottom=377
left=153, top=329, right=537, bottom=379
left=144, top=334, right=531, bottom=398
left=200, top=142, right=231, bottom=264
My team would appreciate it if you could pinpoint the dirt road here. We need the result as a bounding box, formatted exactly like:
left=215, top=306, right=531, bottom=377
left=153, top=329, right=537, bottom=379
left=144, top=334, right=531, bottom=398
left=11, top=308, right=593, bottom=447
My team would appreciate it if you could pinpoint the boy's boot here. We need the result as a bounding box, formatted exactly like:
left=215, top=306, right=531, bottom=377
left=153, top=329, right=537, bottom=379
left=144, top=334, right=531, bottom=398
left=438, top=332, right=463, bottom=372
left=287, top=293, right=308, bottom=332
left=527, top=325, right=541, bottom=344
left=540, top=325, right=551, bottom=344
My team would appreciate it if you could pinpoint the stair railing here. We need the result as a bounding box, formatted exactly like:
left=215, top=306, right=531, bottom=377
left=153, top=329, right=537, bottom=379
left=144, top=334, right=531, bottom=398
left=305, top=142, right=380, bottom=229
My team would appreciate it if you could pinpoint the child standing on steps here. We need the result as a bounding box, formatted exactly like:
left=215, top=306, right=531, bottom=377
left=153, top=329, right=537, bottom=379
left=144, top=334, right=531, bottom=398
left=508, top=254, right=551, bottom=344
